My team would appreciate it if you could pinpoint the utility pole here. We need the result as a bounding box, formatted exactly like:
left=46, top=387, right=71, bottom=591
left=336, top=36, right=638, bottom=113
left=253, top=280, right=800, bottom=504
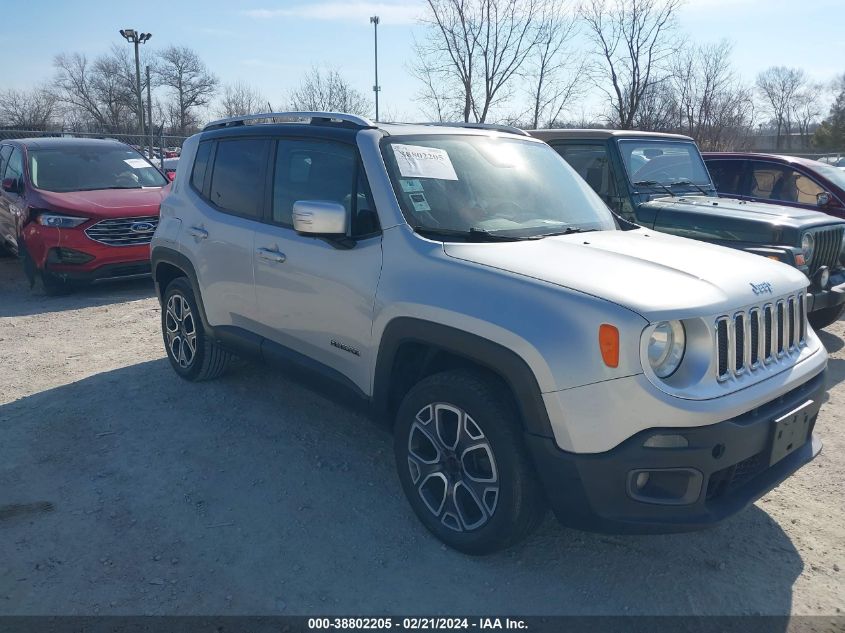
left=146, top=65, right=154, bottom=163
left=370, top=16, right=380, bottom=122
left=119, top=29, right=152, bottom=155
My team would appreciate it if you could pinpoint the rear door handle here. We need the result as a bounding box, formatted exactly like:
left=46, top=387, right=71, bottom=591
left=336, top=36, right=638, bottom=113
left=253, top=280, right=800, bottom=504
left=189, top=226, right=208, bottom=239
left=256, top=247, right=286, bottom=263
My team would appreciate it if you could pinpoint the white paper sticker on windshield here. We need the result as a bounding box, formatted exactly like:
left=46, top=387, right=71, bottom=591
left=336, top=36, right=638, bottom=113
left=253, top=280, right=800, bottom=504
left=124, top=158, right=149, bottom=169
left=393, top=144, right=458, bottom=180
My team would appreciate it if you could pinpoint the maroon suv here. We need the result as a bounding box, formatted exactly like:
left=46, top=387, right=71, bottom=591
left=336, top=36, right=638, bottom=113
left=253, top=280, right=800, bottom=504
left=703, top=152, right=845, bottom=220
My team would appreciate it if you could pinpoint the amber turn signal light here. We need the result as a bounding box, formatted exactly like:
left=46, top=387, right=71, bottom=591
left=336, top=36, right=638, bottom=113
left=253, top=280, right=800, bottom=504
left=599, top=324, right=619, bottom=368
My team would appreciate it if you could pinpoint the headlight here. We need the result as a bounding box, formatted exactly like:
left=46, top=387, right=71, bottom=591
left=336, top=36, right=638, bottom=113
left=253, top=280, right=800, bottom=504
left=36, top=213, right=88, bottom=228
left=801, top=233, right=815, bottom=263
left=647, top=320, right=686, bottom=378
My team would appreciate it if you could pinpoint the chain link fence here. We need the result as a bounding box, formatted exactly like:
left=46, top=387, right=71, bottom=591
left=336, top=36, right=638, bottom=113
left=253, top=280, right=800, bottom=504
left=0, top=129, right=189, bottom=171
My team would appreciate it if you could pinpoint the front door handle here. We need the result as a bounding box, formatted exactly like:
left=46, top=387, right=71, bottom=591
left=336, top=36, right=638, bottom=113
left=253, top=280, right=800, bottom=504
left=189, top=226, right=208, bottom=239
left=256, top=247, right=286, bottom=263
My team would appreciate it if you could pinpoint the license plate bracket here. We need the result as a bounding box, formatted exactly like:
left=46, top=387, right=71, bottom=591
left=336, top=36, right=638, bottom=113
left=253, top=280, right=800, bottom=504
left=769, top=399, right=814, bottom=466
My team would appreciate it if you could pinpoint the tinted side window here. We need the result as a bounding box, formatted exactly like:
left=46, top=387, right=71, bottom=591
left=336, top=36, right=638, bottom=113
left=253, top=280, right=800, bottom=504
left=552, top=143, right=615, bottom=198
left=272, top=140, right=356, bottom=228
left=208, top=138, right=269, bottom=218
left=191, top=141, right=212, bottom=193
left=707, top=160, right=745, bottom=195
left=0, top=145, right=10, bottom=179
left=751, top=162, right=824, bottom=205
left=4, top=148, right=24, bottom=184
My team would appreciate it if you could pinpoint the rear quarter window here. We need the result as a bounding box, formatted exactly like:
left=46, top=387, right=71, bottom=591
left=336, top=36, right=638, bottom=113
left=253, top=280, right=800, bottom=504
left=190, top=141, right=212, bottom=193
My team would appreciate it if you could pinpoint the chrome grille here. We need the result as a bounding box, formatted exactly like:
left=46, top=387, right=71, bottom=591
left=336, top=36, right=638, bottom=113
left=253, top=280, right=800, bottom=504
left=716, top=292, right=806, bottom=381
left=85, top=216, right=158, bottom=246
left=809, top=227, right=844, bottom=274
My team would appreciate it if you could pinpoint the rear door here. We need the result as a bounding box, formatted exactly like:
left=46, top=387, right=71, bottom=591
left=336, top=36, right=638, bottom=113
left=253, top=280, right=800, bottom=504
left=251, top=137, right=383, bottom=394
left=180, top=136, right=270, bottom=329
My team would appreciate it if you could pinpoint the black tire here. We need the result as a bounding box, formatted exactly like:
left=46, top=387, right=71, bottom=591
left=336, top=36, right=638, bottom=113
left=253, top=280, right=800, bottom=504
left=394, top=369, right=546, bottom=554
left=808, top=304, right=845, bottom=330
left=40, top=271, right=74, bottom=296
left=162, top=277, right=231, bottom=381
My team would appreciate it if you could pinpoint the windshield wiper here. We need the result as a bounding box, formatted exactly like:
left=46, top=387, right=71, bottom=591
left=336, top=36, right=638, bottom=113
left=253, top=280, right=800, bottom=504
left=633, top=180, right=674, bottom=197
left=668, top=178, right=712, bottom=195
left=535, top=227, right=597, bottom=238
left=413, top=226, right=534, bottom=242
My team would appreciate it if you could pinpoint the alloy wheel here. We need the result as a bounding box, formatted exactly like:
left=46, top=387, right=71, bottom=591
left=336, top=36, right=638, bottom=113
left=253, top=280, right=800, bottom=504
left=407, top=403, right=499, bottom=532
left=164, top=293, right=197, bottom=369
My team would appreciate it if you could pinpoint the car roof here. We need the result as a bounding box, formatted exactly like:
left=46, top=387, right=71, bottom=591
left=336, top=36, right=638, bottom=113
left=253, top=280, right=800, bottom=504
left=1, top=137, right=132, bottom=150
left=702, top=152, right=826, bottom=169
left=528, top=129, right=695, bottom=142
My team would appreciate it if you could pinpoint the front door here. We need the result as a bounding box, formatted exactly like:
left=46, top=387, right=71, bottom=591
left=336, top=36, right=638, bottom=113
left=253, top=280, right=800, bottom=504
left=252, top=138, right=383, bottom=394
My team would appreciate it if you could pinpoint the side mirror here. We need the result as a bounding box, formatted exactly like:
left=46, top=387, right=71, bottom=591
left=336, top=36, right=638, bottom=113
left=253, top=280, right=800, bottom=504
left=817, top=192, right=831, bottom=207
left=166, top=171, right=176, bottom=182
left=292, top=200, right=347, bottom=236
left=1, top=178, right=18, bottom=193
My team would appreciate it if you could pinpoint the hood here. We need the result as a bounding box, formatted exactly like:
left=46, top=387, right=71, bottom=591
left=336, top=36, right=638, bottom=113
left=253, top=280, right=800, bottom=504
left=443, top=228, right=810, bottom=320
left=32, top=186, right=168, bottom=219
left=644, top=195, right=841, bottom=230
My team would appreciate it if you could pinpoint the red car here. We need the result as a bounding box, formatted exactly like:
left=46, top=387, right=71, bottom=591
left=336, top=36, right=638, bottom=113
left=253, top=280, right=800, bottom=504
left=703, top=152, right=845, bottom=220
left=0, top=137, right=169, bottom=294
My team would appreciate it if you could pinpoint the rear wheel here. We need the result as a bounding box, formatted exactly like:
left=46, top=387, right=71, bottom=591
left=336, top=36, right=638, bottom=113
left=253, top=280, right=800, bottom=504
left=394, top=369, right=546, bottom=554
left=162, top=277, right=231, bottom=381
left=808, top=304, right=845, bottom=330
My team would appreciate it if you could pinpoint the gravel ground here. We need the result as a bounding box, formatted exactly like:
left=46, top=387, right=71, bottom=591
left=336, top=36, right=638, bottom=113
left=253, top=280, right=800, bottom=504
left=0, top=256, right=843, bottom=616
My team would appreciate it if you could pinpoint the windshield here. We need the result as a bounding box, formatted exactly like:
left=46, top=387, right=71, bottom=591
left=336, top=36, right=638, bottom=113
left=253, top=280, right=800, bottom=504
left=618, top=139, right=713, bottom=189
left=812, top=161, right=845, bottom=191
left=28, top=146, right=168, bottom=192
left=381, top=135, right=616, bottom=239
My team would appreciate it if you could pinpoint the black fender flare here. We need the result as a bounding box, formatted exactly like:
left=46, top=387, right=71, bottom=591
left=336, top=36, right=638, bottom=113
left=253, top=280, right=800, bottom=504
left=151, top=246, right=213, bottom=333
left=372, top=317, right=554, bottom=439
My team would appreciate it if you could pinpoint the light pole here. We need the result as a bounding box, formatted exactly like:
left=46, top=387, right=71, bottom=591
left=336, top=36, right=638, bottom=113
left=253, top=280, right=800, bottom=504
left=119, top=29, right=152, bottom=155
left=369, top=16, right=380, bottom=122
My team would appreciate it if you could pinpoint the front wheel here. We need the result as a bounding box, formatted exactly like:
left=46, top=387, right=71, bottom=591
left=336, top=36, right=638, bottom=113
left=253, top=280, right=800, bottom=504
left=808, top=304, right=845, bottom=330
left=162, top=277, right=232, bottom=381
left=394, top=369, right=546, bottom=554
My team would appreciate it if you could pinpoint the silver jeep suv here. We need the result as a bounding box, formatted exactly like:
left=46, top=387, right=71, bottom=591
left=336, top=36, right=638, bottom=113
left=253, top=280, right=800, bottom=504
left=151, top=112, right=828, bottom=553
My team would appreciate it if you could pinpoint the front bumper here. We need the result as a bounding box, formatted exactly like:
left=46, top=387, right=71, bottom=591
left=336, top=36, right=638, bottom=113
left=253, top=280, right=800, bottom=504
left=21, top=223, right=152, bottom=283
left=807, top=270, right=845, bottom=312
left=527, top=370, right=825, bottom=534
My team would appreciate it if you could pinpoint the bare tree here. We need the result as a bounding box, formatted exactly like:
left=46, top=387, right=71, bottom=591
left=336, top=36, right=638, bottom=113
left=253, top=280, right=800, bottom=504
left=793, top=82, right=824, bottom=148
left=155, top=46, right=218, bottom=135
left=669, top=41, right=755, bottom=149
left=288, top=67, right=371, bottom=116
left=580, top=0, right=682, bottom=129
left=216, top=81, right=266, bottom=118
left=413, top=0, right=549, bottom=123
left=525, top=3, right=584, bottom=128
left=53, top=53, right=114, bottom=131
left=756, top=66, right=806, bottom=150
left=0, top=87, right=56, bottom=129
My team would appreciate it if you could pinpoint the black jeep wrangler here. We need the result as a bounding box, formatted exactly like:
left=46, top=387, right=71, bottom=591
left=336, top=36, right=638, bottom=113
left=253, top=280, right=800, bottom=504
left=530, top=129, right=845, bottom=329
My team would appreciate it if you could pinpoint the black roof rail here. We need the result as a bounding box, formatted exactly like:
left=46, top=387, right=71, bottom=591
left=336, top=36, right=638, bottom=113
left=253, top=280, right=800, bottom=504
left=203, top=111, right=375, bottom=132
left=420, top=122, right=531, bottom=137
